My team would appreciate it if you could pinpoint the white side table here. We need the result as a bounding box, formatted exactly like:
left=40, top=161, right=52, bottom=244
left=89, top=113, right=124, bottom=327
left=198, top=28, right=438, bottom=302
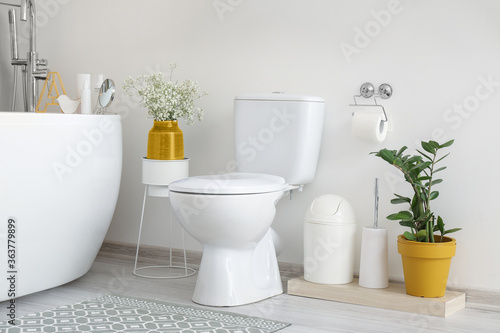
left=133, top=157, right=196, bottom=279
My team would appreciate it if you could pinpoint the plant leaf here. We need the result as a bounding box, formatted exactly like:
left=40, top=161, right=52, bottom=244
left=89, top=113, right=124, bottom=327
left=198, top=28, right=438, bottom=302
left=416, top=229, right=427, bottom=242
left=416, top=149, right=433, bottom=161
left=409, top=161, right=432, bottom=173
left=378, top=149, right=396, bottom=164
left=437, top=216, right=445, bottom=235
left=434, top=166, right=447, bottom=173
left=421, top=141, right=435, bottom=154
left=399, top=221, right=416, bottom=228
left=387, top=211, right=413, bottom=220
left=396, top=146, right=407, bottom=157
left=431, top=179, right=443, bottom=186
left=420, top=192, right=427, bottom=201
left=429, top=191, right=439, bottom=200
left=391, top=198, right=411, bottom=205
left=439, top=139, right=454, bottom=148
left=443, top=228, right=462, bottom=235
left=391, top=194, right=411, bottom=204
left=404, top=231, right=416, bottom=241
left=435, top=152, right=451, bottom=164
left=416, top=229, right=427, bottom=237
left=407, top=156, right=422, bottom=164
left=428, top=141, right=440, bottom=149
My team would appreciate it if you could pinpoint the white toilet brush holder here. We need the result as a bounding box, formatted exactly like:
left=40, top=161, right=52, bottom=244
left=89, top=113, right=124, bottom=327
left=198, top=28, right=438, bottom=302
left=359, top=226, right=389, bottom=288
left=359, top=178, right=388, bottom=289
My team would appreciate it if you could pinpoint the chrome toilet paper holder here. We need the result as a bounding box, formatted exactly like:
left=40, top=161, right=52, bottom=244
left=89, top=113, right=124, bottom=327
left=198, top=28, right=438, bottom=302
left=350, top=82, right=393, bottom=122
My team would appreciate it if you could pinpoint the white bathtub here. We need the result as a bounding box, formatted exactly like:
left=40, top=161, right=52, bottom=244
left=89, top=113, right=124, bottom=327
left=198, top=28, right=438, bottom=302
left=0, top=112, right=122, bottom=301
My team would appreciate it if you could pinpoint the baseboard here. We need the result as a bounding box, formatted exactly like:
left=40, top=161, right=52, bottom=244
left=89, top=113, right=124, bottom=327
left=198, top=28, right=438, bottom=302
left=99, top=241, right=500, bottom=312
left=99, top=240, right=203, bottom=267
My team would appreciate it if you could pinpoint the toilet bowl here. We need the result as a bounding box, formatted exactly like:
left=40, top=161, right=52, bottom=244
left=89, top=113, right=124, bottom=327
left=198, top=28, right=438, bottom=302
left=169, top=93, right=325, bottom=306
left=169, top=172, right=288, bottom=306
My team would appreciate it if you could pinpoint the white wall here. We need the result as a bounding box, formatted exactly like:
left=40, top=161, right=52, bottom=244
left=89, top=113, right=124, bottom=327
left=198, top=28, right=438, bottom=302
left=3, top=0, right=499, bottom=292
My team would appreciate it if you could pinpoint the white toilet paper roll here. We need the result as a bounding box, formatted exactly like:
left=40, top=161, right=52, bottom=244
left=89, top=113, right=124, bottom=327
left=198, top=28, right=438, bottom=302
left=359, top=227, right=388, bottom=289
left=351, top=109, right=388, bottom=143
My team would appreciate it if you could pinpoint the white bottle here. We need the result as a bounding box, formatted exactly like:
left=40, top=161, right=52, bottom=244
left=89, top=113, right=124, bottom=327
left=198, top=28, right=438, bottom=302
left=80, top=79, right=92, bottom=114
left=76, top=74, right=91, bottom=99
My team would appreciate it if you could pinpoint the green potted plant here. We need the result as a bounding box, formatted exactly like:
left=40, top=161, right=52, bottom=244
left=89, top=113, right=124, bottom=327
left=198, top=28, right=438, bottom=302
left=123, top=63, right=207, bottom=160
left=372, top=139, right=461, bottom=297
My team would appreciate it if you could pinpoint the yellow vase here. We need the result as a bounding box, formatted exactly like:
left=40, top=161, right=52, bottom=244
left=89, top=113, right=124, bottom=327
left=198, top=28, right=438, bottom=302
left=146, top=120, right=184, bottom=160
left=397, top=234, right=456, bottom=297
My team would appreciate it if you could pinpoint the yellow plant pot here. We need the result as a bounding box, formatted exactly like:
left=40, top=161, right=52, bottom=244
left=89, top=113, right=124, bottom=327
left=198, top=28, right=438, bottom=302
left=397, top=234, right=456, bottom=298
left=146, top=120, right=184, bottom=160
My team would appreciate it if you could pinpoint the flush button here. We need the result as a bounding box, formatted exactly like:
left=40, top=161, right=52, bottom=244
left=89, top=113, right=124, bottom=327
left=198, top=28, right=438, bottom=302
left=272, top=91, right=285, bottom=94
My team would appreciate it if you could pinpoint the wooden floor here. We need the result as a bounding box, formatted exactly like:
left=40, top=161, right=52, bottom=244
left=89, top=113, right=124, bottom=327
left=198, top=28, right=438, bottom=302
left=2, top=242, right=500, bottom=332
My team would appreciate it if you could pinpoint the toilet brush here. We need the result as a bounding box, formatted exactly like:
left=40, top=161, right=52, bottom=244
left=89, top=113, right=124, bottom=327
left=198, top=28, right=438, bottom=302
left=359, top=178, right=389, bottom=288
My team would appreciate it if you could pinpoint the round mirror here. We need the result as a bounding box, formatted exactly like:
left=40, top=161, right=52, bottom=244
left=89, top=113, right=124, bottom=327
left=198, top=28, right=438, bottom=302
left=98, top=79, right=115, bottom=107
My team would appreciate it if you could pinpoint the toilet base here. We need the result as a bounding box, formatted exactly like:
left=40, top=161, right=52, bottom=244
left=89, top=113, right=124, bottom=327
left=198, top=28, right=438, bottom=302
left=192, top=229, right=283, bottom=306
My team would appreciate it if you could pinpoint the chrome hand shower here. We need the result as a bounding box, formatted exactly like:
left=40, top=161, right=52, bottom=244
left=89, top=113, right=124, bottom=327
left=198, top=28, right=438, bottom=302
left=8, top=9, right=19, bottom=111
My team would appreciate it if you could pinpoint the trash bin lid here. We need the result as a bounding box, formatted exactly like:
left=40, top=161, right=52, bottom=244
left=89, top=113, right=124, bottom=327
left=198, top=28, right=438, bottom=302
left=305, top=194, right=356, bottom=224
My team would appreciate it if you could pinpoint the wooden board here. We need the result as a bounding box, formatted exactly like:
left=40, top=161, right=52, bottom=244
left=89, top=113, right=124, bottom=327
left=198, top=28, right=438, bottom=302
left=287, top=277, right=465, bottom=317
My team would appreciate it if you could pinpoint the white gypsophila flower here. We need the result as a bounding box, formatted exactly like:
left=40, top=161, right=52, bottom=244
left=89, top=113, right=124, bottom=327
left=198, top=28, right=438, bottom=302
left=122, top=64, right=207, bottom=124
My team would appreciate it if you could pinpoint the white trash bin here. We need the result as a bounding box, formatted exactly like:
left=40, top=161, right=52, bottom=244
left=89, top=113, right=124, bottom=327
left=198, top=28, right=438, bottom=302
left=304, top=194, right=357, bottom=284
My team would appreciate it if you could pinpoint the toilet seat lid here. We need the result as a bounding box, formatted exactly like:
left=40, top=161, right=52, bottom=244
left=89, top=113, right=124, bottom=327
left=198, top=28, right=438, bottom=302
left=169, top=173, right=287, bottom=194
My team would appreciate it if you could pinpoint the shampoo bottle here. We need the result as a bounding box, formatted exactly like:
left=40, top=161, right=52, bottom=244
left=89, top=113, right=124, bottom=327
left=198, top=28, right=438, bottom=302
left=80, top=79, right=91, bottom=114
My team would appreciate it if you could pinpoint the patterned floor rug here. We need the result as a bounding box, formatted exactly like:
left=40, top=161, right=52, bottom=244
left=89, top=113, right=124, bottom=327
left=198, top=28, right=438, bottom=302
left=0, top=294, right=291, bottom=332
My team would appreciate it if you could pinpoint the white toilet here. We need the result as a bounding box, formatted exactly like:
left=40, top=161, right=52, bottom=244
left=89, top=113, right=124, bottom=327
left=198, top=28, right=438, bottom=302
left=169, top=93, right=324, bottom=306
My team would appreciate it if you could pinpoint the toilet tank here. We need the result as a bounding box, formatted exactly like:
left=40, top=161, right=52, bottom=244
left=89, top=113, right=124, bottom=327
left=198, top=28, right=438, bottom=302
left=234, top=93, right=325, bottom=185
